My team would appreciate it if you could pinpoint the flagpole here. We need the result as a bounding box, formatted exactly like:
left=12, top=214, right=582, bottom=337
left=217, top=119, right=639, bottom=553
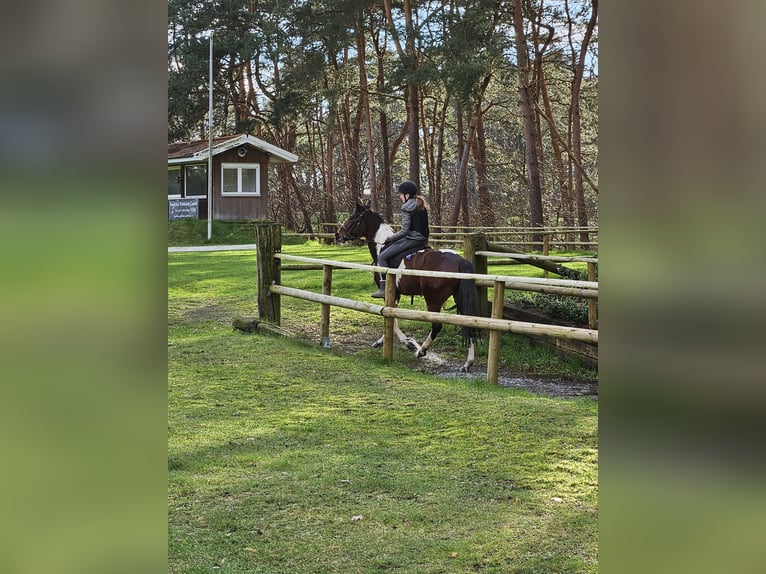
left=207, top=31, right=213, bottom=241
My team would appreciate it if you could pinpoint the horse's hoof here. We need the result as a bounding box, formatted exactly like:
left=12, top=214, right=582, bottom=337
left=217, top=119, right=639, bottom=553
left=459, top=365, right=471, bottom=373
left=417, top=349, right=428, bottom=358
left=405, top=339, right=419, bottom=352
left=371, top=340, right=383, bottom=349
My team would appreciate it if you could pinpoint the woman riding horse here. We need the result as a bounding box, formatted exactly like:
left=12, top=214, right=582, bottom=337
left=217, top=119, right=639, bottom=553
left=336, top=197, right=480, bottom=372
left=370, top=180, right=430, bottom=298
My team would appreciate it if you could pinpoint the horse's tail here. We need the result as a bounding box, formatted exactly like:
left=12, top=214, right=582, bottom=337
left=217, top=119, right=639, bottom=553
left=455, top=258, right=480, bottom=344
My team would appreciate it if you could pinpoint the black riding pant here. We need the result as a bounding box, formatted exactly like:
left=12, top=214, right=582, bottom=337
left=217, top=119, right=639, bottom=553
left=378, top=238, right=426, bottom=268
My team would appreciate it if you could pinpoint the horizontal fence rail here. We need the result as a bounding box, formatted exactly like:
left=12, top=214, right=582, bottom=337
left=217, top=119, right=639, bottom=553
left=274, top=253, right=598, bottom=298
left=289, top=224, right=599, bottom=251
left=476, top=251, right=598, bottom=264
left=269, top=283, right=598, bottom=344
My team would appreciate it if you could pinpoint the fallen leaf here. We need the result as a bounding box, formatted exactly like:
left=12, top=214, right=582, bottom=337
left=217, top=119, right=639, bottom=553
left=450, top=552, right=458, bottom=558
left=351, top=515, right=363, bottom=522
left=551, top=497, right=563, bottom=503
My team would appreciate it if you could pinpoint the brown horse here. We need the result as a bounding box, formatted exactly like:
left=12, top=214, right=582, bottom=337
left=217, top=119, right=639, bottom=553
left=336, top=200, right=480, bottom=372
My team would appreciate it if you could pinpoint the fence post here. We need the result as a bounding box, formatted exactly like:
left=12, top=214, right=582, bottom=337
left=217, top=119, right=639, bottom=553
left=382, top=272, right=396, bottom=361
left=587, top=261, right=598, bottom=329
left=463, top=232, right=489, bottom=317
left=320, top=264, right=333, bottom=347
left=320, top=222, right=337, bottom=245
left=487, top=280, right=506, bottom=385
left=255, top=221, right=281, bottom=325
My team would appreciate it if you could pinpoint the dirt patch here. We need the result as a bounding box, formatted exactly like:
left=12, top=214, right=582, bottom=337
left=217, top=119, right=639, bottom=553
left=300, top=321, right=598, bottom=400
left=407, top=352, right=598, bottom=400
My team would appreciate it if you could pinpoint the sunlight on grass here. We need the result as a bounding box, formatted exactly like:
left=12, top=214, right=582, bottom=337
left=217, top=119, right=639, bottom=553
left=168, top=241, right=598, bottom=573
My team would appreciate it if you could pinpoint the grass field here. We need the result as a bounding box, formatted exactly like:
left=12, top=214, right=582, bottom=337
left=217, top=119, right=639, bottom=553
left=168, top=240, right=598, bottom=573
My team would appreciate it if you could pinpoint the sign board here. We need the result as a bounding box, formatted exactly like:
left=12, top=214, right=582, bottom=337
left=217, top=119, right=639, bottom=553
left=168, top=198, right=199, bottom=220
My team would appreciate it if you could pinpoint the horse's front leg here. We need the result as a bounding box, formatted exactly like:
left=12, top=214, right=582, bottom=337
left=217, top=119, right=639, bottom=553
left=371, top=318, right=419, bottom=352
left=416, top=322, right=442, bottom=358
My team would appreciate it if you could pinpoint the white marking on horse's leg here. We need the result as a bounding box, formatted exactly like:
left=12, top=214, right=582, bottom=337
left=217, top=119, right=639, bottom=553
left=371, top=335, right=384, bottom=348
left=391, top=319, right=419, bottom=352
left=416, top=333, right=433, bottom=358
left=459, top=339, right=476, bottom=373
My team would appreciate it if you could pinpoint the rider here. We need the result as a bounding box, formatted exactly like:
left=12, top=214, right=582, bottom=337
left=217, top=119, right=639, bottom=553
left=371, top=180, right=430, bottom=298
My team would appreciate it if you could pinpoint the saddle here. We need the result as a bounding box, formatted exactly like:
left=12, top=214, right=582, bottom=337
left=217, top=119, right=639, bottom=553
left=388, top=245, right=431, bottom=268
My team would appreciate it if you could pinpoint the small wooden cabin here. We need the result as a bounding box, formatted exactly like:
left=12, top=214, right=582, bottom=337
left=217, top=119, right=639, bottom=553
left=167, top=133, right=298, bottom=221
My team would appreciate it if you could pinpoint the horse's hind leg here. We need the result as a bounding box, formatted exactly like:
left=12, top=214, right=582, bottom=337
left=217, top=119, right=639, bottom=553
left=459, top=337, right=476, bottom=373
left=415, top=293, right=450, bottom=358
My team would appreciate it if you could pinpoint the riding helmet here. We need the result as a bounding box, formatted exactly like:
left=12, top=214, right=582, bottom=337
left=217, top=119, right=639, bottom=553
left=398, top=180, right=418, bottom=197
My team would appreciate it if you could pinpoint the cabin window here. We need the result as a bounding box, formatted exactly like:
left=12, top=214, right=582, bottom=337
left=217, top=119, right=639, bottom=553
left=168, top=167, right=181, bottom=197
left=221, top=163, right=261, bottom=196
left=184, top=164, right=207, bottom=197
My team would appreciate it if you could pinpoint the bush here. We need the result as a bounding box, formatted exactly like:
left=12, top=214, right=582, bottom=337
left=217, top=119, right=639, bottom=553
left=515, top=292, right=591, bottom=326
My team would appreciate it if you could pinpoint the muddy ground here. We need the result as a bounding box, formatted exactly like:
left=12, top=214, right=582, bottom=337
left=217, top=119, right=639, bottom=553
left=324, top=325, right=598, bottom=401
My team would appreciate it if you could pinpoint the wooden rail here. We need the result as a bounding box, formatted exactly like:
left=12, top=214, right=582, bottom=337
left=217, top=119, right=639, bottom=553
left=476, top=251, right=598, bottom=264
left=277, top=254, right=597, bottom=298
left=269, top=283, right=597, bottom=344
left=287, top=224, right=599, bottom=251
left=473, top=247, right=598, bottom=329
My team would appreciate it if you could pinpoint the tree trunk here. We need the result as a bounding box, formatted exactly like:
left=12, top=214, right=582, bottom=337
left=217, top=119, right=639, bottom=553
left=450, top=105, right=478, bottom=228
left=472, top=112, right=494, bottom=226
left=432, top=94, right=449, bottom=227
left=404, top=0, right=420, bottom=184
left=420, top=86, right=434, bottom=206
left=540, top=78, right=573, bottom=231
left=383, top=0, right=419, bottom=184
left=374, top=28, right=394, bottom=221
left=568, top=0, right=598, bottom=241
left=511, top=0, right=545, bottom=243
left=532, top=18, right=571, bottom=235
left=355, top=20, right=378, bottom=212
left=324, top=104, right=337, bottom=224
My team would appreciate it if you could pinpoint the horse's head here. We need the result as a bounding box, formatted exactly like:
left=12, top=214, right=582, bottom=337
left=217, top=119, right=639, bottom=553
left=335, top=199, right=371, bottom=243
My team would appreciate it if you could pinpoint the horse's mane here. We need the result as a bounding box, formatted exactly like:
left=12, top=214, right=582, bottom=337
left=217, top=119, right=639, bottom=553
left=366, top=208, right=385, bottom=225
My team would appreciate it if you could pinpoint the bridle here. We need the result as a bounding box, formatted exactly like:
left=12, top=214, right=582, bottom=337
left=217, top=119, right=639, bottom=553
left=338, top=212, right=364, bottom=241
left=338, top=209, right=381, bottom=253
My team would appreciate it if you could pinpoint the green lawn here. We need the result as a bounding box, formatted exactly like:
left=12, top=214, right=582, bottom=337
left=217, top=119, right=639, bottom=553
left=168, top=242, right=598, bottom=573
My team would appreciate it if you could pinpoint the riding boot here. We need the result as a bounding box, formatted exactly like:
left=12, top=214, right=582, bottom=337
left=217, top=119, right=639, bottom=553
left=370, top=279, right=386, bottom=298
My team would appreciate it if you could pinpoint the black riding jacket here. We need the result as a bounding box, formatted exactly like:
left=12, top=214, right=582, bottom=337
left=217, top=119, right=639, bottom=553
left=388, top=198, right=429, bottom=243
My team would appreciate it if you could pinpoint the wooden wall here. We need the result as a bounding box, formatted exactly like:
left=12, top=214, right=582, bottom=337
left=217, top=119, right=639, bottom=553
left=213, top=146, right=270, bottom=221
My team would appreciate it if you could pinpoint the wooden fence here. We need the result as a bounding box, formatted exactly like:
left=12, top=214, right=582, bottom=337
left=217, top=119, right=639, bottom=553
left=300, top=224, right=598, bottom=252
left=255, top=222, right=598, bottom=385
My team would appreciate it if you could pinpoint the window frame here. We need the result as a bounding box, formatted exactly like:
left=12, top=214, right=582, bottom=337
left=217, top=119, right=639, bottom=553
left=221, top=163, right=261, bottom=197
left=184, top=164, right=208, bottom=198
left=168, top=166, right=182, bottom=198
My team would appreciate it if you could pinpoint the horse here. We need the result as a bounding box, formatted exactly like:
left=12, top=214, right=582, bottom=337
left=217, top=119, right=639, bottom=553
left=335, top=200, right=480, bottom=372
